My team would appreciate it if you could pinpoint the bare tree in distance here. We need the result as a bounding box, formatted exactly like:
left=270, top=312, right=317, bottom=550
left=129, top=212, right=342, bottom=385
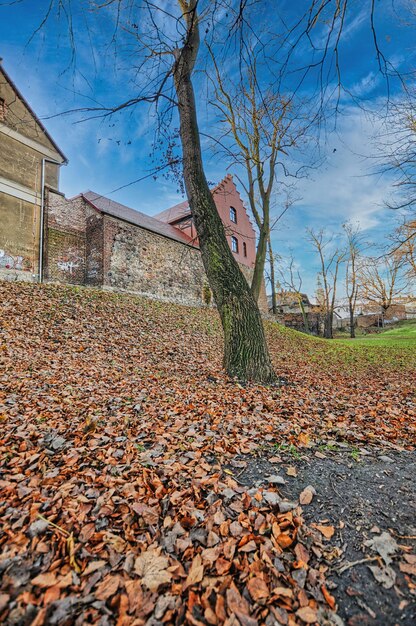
left=308, top=228, right=345, bottom=339
left=277, top=255, right=310, bottom=334
left=343, top=222, right=365, bottom=338
left=359, top=254, right=408, bottom=326
left=208, top=43, right=315, bottom=302
left=378, top=95, right=416, bottom=212
left=374, top=89, right=416, bottom=287
left=267, top=236, right=279, bottom=316
left=264, top=190, right=300, bottom=315
left=392, top=218, right=416, bottom=281
left=377, top=94, right=416, bottom=286
left=263, top=189, right=299, bottom=315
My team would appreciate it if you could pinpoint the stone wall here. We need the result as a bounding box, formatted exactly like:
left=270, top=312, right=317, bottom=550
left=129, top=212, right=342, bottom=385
left=44, top=190, right=269, bottom=312
left=239, top=264, right=268, bottom=313
left=85, top=213, right=104, bottom=286
left=103, top=215, right=206, bottom=306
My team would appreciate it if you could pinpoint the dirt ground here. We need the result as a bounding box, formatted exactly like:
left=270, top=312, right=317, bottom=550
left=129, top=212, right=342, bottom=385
left=237, top=447, right=416, bottom=626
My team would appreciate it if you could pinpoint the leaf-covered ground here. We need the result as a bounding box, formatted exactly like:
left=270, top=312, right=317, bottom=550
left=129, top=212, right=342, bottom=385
left=0, top=282, right=415, bottom=626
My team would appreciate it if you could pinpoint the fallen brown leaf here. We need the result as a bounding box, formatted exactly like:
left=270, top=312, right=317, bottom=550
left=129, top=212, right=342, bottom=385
left=296, top=605, right=318, bottom=623
left=134, top=550, right=172, bottom=592
left=247, top=577, right=269, bottom=602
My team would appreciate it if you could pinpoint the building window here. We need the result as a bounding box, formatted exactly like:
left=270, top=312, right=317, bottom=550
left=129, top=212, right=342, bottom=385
left=231, top=236, right=239, bottom=253
left=230, top=206, right=237, bottom=223
left=0, top=98, right=6, bottom=122
left=243, top=242, right=247, bottom=257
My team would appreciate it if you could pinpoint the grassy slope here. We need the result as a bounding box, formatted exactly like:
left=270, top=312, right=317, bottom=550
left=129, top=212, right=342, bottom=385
left=336, top=319, right=416, bottom=347
left=1, top=282, right=415, bottom=449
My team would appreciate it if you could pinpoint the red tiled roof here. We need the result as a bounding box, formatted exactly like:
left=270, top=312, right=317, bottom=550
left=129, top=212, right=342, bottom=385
left=154, top=174, right=234, bottom=224
left=153, top=199, right=191, bottom=224
left=82, top=191, right=198, bottom=247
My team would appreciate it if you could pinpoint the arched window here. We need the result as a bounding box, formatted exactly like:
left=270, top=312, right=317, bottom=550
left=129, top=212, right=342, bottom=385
left=243, top=242, right=247, bottom=257
left=229, top=207, right=237, bottom=223
left=231, top=236, right=239, bottom=253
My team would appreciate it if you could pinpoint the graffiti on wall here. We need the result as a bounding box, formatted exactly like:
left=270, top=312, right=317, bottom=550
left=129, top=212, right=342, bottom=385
left=0, top=249, right=31, bottom=271
left=56, top=252, right=82, bottom=276
left=57, top=259, right=81, bottom=274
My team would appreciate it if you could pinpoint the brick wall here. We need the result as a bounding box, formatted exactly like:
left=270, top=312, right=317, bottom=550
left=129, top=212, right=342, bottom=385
left=44, top=190, right=87, bottom=285
left=47, top=191, right=88, bottom=232
left=46, top=228, right=85, bottom=284
left=277, top=312, right=323, bottom=335
left=103, top=216, right=205, bottom=305
left=86, top=213, right=104, bottom=286
left=385, top=304, right=406, bottom=320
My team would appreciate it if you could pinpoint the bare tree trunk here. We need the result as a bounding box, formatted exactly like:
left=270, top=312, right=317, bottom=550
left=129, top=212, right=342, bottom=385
left=324, top=312, right=333, bottom=339
left=299, top=299, right=310, bottom=334
left=268, top=236, right=277, bottom=315
left=349, top=306, right=355, bottom=338
left=173, top=9, right=276, bottom=383
left=251, top=223, right=268, bottom=302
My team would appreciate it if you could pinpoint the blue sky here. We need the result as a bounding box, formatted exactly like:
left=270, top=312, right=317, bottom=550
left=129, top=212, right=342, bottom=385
left=1, top=0, right=415, bottom=298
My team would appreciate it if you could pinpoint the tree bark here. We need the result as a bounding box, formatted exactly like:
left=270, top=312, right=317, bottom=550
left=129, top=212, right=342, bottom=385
left=268, top=236, right=277, bottom=315
left=299, top=298, right=310, bottom=334
left=251, top=222, right=268, bottom=302
left=349, top=306, right=355, bottom=338
left=324, top=312, right=333, bottom=339
left=173, top=5, right=276, bottom=383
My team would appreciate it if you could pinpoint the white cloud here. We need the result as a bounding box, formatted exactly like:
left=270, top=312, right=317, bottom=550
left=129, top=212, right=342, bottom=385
left=267, top=105, right=405, bottom=298
left=293, top=107, right=394, bottom=231
left=348, top=71, right=380, bottom=98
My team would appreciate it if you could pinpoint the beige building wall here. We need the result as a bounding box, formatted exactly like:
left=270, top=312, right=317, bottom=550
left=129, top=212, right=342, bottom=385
left=0, top=64, right=66, bottom=281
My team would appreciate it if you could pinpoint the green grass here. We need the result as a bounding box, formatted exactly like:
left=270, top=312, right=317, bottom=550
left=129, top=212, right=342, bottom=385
left=267, top=317, right=416, bottom=371
left=273, top=442, right=301, bottom=459
left=381, top=319, right=416, bottom=335
left=335, top=319, right=416, bottom=348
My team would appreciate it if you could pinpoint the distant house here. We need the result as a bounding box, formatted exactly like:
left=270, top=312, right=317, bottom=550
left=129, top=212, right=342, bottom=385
left=404, top=300, right=416, bottom=319
left=0, top=61, right=67, bottom=281
left=269, top=291, right=314, bottom=314
left=334, top=297, right=415, bottom=330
